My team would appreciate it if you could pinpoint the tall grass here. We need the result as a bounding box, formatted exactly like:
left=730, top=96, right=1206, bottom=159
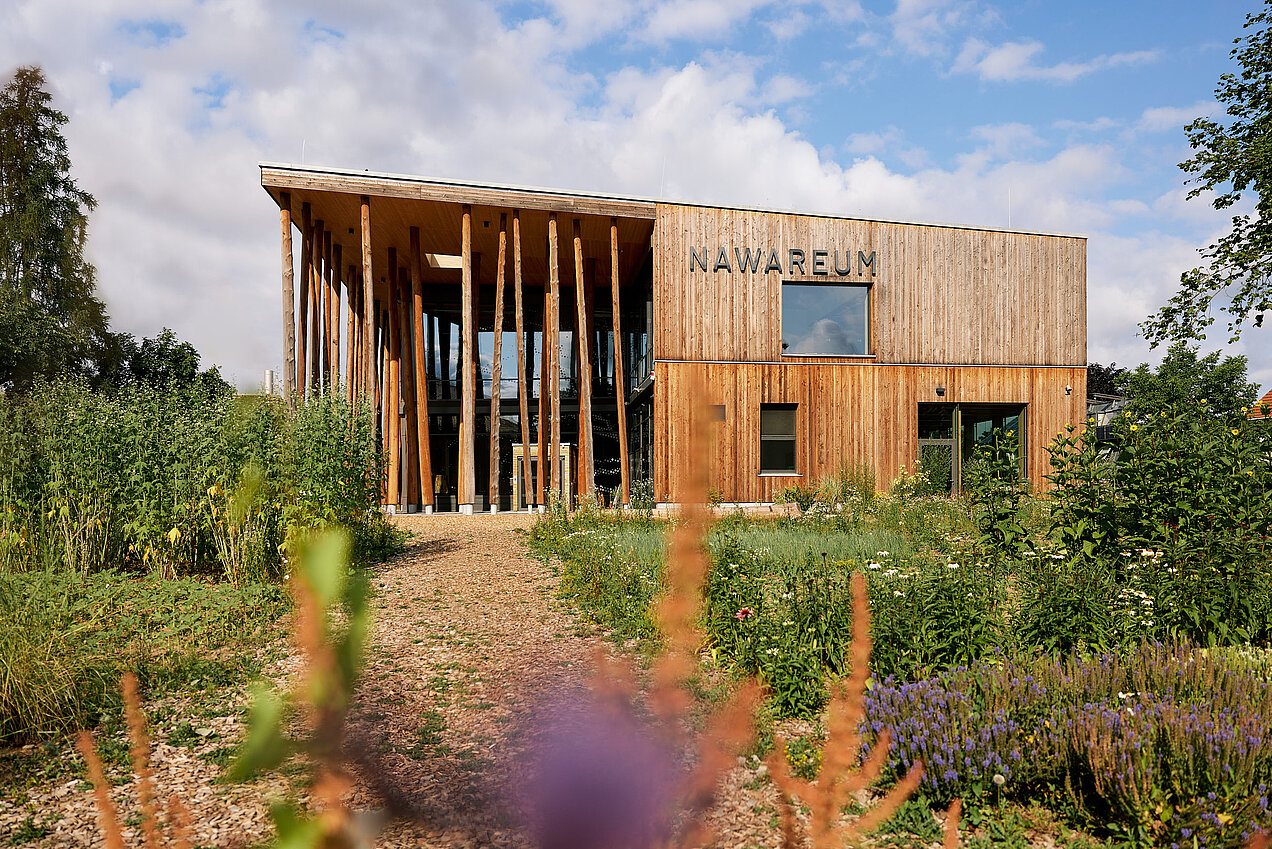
left=0, top=380, right=395, bottom=744
left=0, top=380, right=385, bottom=581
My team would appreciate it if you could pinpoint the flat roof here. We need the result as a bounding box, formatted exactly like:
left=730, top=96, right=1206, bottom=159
left=259, top=162, right=1087, bottom=240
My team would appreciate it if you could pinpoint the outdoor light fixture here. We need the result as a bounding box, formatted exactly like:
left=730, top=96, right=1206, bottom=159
left=1065, top=385, right=1072, bottom=395
left=935, top=386, right=945, bottom=397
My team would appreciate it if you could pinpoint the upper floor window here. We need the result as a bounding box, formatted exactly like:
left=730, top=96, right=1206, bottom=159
left=781, top=282, right=870, bottom=356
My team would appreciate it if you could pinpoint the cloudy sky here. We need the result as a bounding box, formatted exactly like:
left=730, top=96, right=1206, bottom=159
left=3, top=0, right=1267, bottom=389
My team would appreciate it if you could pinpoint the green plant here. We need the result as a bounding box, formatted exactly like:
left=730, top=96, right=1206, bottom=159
left=778, top=483, right=820, bottom=512
left=963, top=428, right=1028, bottom=564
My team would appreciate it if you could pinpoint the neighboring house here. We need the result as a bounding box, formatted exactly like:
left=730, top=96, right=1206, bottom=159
left=261, top=164, right=1087, bottom=511
left=1248, top=388, right=1272, bottom=420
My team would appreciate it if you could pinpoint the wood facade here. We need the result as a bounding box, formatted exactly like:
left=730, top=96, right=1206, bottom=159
left=262, top=164, right=1087, bottom=510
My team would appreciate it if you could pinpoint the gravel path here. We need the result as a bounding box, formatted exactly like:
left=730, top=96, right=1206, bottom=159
left=1, top=513, right=783, bottom=848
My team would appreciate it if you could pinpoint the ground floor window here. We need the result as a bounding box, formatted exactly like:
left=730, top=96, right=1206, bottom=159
left=760, top=403, right=798, bottom=474
left=917, top=402, right=1026, bottom=492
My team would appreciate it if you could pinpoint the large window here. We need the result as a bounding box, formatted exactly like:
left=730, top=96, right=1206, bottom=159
left=760, top=403, right=798, bottom=474
left=781, top=282, right=870, bottom=356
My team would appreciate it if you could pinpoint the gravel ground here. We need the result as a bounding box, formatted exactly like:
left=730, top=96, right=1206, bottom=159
left=1, top=512, right=785, bottom=848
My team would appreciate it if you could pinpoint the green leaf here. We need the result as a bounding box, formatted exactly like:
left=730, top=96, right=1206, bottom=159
left=228, top=684, right=292, bottom=781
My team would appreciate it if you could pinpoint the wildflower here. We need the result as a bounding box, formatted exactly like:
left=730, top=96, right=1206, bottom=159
left=946, top=563, right=959, bottom=570
left=867, top=561, right=882, bottom=570
left=992, top=773, right=1005, bottom=786
left=876, top=550, right=890, bottom=557
left=893, top=590, right=905, bottom=597
left=735, top=607, right=754, bottom=620
left=1130, top=424, right=1138, bottom=432
left=1233, top=428, right=1241, bottom=436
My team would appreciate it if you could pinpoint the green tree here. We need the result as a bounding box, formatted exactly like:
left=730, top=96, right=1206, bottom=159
left=1086, top=362, right=1128, bottom=397
left=1120, top=342, right=1258, bottom=420
left=0, top=65, right=107, bottom=390
left=1143, top=2, right=1272, bottom=346
left=95, top=328, right=233, bottom=396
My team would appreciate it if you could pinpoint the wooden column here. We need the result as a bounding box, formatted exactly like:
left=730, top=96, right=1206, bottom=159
left=331, top=244, right=342, bottom=393
left=322, top=229, right=333, bottom=392
left=346, top=263, right=357, bottom=404
left=398, top=268, right=418, bottom=510
left=459, top=205, right=476, bottom=511
left=548, top=214, right=562, bottom=500
left=279, top=192, right=296, bottom=401
left=573, top=219, right=594, bottom=499
left=310, top=220, right=323, bottom=395
left=610, top=219, right=630, bottom=505
left=513, top=211, right=534, bottom=509
left=299, top=202, right=311, bottom=398
left=409, top=227, right=434, bottom=510
left=538, top=284, right=549, bottom=505
left=387, top=248, right=402, bottom=508
left=360, top=197, right=375, bottom=407
left=488, top=215, right=507, bottom=512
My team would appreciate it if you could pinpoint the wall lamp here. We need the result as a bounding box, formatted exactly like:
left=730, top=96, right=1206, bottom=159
left=935, top=386, right=946, bottom=397
left=1065, top=385, right=1072, bottom=395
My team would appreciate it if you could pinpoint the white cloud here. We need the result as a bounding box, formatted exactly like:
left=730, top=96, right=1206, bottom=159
left=953, top=38, right=1158, bottom=83
left=3, top=0, right=1265, bottom=390
left=1136, top=101, right=1220, bottom=133
left=641, top=0, right=774, bottom=43
left=969, top=122, right=1043, bottom=159
left=888, top=0, right=978, bottom=58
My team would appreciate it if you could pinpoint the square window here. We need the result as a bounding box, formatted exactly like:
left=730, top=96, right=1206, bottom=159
left=760, top=403, right=797, bottom=474
left=781, top=282, right=870, bottom=356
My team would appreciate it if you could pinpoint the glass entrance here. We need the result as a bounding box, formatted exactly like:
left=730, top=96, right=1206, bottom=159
left=917, top=402, right=1026, bottom=493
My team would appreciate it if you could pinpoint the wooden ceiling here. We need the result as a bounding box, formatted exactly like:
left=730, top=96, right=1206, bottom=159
left=260, top=164, right=656, bottom=302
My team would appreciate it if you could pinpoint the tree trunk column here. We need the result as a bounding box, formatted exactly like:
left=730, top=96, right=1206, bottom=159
left=460, top=205, right=476, bottom=513
left=279, top=192, right=296, bottom=402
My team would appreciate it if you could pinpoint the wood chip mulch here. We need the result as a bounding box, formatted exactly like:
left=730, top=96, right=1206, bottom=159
left=1, top=513, right=785, bottom=848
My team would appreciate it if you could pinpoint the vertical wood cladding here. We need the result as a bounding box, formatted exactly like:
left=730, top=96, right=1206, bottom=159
left=654, top=362, right=1087, bottom=503
left=653, top=203, right=1086, bottom=366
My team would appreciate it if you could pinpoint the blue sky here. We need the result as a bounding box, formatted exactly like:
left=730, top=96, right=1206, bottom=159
left=2, top=0, right=1268, bottom=388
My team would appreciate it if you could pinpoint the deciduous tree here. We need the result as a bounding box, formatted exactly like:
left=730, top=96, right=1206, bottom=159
left=1143, top=2, right=1272, bottom=346
left=1122, top=342, right=1257, bottom=420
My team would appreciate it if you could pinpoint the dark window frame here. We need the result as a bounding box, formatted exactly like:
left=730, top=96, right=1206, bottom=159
left=759, top=402, right=799, bottom=475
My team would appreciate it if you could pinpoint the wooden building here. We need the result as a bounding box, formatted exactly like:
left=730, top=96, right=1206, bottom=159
left=261, top=163, right=1086, bottom=511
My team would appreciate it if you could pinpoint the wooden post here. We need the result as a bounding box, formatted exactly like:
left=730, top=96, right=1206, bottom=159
left=322, top=228, right=333, bottom=392
left=488, top=214, right=507, bottom=512
left=331, top=243, right=342, bottom=393
left=279, top=192, right=296, bottom=401
left=548, top=214, right=562, bottom=501
left=538, top=285, right=549, bottom=504
left=513, top=211, right=534, bottom=509
left=460, top=205, right=476, bottom=512
left=310, top=220, right=323, bottom=395
left=360, top=198, right=375, bottom=407
left=399, top=268, right=418, bottom=510
left=573, top=219, right=594, bottom=500
left=410, top=227, right=434, bottom=510
left=387, top=248, right=401, bottom=508
left=346, top=263, right=357, bottom=404
left=610, top=219, right=630, bottom=505
left=299, top=203, right=311, bottom=399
